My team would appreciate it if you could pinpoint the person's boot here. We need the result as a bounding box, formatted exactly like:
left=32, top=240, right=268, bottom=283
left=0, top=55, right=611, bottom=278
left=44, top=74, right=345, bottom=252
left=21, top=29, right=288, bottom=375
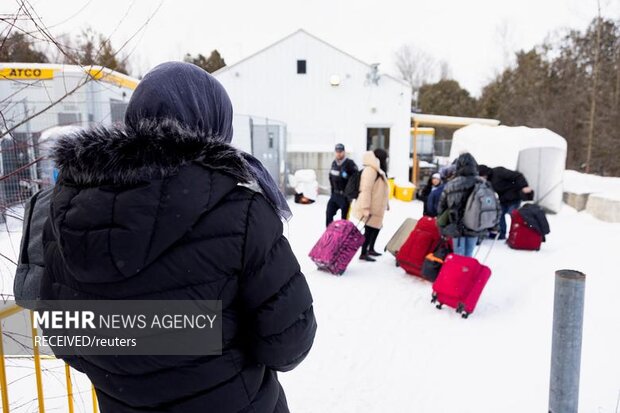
left=359, top=253, right=376, bottom=262
left=368, top=250, right=382, bottom=257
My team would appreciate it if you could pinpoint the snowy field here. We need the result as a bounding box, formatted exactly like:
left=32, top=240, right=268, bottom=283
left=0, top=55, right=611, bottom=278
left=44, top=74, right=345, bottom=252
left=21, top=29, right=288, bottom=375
left=1, top=193, right=619, bottom=412
left=280, top=196, right=620, bottom=413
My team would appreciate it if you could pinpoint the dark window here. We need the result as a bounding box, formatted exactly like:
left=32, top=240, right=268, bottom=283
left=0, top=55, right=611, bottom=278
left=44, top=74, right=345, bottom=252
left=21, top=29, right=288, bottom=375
left=297, top=60, right=306, bottom=74
left=366, top=127, right=390, bottom=151
left=58, top=112, right=81, bottom=126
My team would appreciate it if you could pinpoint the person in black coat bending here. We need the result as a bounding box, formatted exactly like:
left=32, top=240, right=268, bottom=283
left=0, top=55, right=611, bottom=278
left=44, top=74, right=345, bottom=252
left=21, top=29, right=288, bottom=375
left=478, top=165, right=533, bottom=239
left=326, top=143, right=358, bottom=226
left=41, top=62, right=317, bottom=413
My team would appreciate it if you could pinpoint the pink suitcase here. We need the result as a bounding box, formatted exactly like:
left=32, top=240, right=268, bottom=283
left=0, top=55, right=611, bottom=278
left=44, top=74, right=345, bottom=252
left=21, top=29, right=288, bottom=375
left=309, top=220, right=365, bottom=275
left=431, top=253, right=492, bottom=318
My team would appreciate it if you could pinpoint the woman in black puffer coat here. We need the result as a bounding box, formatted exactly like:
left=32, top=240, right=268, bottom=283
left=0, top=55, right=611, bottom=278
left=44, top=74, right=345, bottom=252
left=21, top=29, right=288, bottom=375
left=437, top=152, right=487, bottom=257
left=41, top=62, right=317, bottom=413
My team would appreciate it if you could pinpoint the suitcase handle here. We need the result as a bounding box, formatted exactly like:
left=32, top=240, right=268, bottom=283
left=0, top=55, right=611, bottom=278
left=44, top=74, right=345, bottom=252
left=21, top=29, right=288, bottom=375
left=355, top=215, right=371, bottom=228
left=473, top=232, right=499, bottom=264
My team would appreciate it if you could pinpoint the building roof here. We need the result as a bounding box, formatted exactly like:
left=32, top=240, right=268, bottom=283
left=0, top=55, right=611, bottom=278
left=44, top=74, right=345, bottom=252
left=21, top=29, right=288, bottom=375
left=0, top=62, right=138, bottom=90
left=411, top=113, right=500, bottom=127
left=213, top=29, right=410, bottom=88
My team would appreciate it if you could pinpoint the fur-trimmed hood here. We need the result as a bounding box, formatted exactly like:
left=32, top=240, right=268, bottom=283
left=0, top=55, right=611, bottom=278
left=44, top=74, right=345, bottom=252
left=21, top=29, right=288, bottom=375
left=53, top=119, right=253, bottom=186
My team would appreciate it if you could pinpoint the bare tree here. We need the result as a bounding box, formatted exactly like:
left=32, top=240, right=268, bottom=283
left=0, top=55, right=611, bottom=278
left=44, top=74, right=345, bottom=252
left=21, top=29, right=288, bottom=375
left=0, top=0, right=162, bottom=295
left=393, top=44, right=437, bottom=108
left=439, top=60, right=452, bottom=80
left=496, top=20, right=516, bottom=70
left=585, top=2, right=602, bottom=174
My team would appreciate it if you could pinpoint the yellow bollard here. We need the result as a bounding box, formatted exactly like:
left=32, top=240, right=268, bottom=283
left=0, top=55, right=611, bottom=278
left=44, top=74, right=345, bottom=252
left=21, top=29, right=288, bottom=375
left=65, top=364, right=75, bottom=413
left=92, top=385, right=99, bottom=413
left=0, top=323, right=9, bottom=413
left=30, top=311, right=45, bottom=413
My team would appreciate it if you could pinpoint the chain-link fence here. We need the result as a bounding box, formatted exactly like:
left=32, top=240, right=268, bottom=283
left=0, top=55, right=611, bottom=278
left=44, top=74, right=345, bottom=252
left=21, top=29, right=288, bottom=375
left=231, top=114, right=288, bottom=190
left=0, top=110, right=288, bottom=226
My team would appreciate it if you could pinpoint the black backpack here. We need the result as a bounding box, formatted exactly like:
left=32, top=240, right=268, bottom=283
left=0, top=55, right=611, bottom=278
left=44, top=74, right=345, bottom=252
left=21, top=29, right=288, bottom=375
left=344, top=169, right=362, bottom=200
left=344, top=168, right=379, bottom=201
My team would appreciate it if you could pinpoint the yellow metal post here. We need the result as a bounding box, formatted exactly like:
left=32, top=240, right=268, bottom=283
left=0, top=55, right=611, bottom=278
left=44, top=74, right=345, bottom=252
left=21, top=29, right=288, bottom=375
left=0, top=323, right=10, bottom=413
left=411, top=121, right=419, bottom=185
left=30, top=311, right=45, bottom=413
left=65, top=364, right=74, bottom=413
left=92, top=385, right=99, bottom=413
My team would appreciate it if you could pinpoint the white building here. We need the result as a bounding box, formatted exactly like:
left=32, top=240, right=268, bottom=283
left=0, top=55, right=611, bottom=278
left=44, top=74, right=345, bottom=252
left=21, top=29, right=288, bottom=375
left=214, top=29, right=412, bottom=187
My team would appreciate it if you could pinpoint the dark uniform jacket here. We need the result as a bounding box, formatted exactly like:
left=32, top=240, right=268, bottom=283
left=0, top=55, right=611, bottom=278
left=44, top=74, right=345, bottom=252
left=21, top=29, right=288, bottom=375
left=329, top=158, right=358, bottom=194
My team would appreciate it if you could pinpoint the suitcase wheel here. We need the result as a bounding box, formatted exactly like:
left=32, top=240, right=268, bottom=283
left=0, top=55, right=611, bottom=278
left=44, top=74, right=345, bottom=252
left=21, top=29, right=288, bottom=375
left=395, top=261, right=400, bottom=267
left=339, top=271, right=345, bottom=276
left=461, top=312, right=470, bottom=319
left=431, top=293, right=437, bottom=304
left=456, top=303, right=465, bottom=314
left=435, top=303, right=443, bottom=310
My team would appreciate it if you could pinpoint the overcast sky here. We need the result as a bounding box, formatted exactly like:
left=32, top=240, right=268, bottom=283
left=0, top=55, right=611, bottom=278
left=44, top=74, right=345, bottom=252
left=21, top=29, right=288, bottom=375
left=9, top=0, right=620, bottom=96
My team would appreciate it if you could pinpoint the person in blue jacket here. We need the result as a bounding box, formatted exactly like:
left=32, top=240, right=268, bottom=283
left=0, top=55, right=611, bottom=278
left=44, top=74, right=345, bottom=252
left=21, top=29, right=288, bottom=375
left=426, top=173, right=444, bottom=217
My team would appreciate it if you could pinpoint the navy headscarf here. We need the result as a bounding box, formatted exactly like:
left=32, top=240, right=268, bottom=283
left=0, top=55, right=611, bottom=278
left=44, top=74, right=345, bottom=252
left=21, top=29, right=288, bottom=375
left=125, top=61, right=292, bottom=220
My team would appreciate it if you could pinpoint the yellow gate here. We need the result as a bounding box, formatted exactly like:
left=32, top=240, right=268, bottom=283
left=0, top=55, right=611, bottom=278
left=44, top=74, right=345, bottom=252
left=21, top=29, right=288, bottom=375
left=0, top=304, right=98, bottom=413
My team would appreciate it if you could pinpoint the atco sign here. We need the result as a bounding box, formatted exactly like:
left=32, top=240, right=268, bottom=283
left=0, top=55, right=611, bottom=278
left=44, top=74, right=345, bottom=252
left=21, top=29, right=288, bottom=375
left=0, top=68, right=54, bottom=80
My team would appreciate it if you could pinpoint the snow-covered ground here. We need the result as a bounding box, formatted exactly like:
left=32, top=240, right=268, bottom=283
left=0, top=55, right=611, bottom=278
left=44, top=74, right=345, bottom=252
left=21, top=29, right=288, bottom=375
left=280, top=196, right=620, bottom=413
left=1, top=196, right=619, bottom=412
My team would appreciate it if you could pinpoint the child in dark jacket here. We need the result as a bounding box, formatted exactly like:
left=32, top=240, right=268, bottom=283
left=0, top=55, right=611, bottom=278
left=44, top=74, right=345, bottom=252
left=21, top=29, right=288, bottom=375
left=425, top=173, right=444, bottom=217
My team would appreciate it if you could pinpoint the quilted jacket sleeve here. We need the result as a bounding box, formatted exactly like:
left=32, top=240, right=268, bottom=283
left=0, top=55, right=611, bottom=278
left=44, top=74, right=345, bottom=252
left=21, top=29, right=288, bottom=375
left=240, top=193, right=317, bottom=372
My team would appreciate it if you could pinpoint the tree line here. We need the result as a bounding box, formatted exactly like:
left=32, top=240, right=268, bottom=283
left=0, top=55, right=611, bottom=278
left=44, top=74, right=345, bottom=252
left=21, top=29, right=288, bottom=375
left=409, top=18, right=620, bottom=176
left=1, top=28, right=226, bottom=76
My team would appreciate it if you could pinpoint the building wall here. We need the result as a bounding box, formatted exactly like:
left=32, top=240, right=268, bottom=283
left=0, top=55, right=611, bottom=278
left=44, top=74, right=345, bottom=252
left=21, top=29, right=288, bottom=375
left=0, top=65, right=134, bottom=136
left=215, top=31, right=412, bottom=182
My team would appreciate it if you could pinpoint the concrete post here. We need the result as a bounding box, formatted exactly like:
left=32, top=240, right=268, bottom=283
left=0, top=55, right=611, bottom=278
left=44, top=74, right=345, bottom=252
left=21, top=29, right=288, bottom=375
left=549, top=270, right=586, bottom=413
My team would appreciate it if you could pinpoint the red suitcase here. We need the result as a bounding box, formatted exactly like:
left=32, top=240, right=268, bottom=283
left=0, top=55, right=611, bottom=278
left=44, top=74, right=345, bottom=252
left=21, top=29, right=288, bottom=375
left=396, top=216, right=441, bottom=278
left=507, top=209, right=542, bottom=251
left=431, top=253, right=492, bottom=318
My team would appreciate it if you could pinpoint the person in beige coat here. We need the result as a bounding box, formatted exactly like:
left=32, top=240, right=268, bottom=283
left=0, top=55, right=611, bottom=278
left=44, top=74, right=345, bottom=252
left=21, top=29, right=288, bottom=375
left=353, top=149, right=390, bottom=262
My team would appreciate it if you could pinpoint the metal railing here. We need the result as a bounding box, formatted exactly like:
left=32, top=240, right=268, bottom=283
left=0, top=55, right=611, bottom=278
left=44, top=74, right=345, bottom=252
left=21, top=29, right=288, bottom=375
left=0, top=303, right=98, bottom=413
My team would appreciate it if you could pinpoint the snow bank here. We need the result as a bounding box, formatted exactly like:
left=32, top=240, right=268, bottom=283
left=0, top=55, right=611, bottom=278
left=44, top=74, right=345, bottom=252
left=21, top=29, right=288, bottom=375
left=563, top=170, right=620, bottom=196
left=563, top=170, right=620, bottom=222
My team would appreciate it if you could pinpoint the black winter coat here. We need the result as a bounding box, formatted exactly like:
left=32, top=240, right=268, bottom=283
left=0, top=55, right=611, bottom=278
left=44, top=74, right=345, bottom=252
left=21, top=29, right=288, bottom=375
left=489, top=167, right=529, bottom=206
left=437, top=153, right=486, bottom=238
left=41, top=121, right=317, bottom=413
